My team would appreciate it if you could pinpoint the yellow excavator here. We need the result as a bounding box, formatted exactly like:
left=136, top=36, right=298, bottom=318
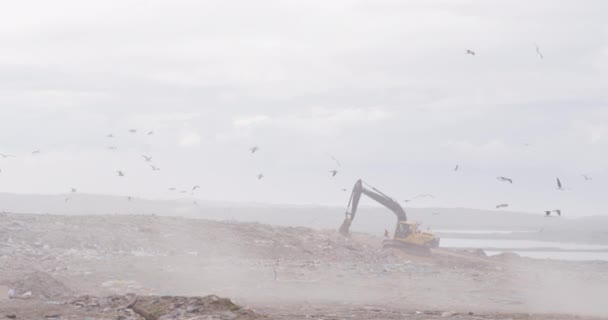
left=339, top=179, right=440, bottom=254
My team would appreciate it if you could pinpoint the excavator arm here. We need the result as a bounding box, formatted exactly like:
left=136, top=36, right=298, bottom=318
left=339, top=179, right=407, bottom=236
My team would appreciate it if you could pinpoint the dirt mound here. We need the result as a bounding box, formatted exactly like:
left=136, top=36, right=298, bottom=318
left=5, top=271, right=73, bottom=300
left=132, top=295, right=261, bottom=320
left=69, top=294, right=265, bottom=319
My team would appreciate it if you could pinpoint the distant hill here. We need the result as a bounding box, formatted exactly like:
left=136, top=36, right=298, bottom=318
left=1, top=193, right=606, bottom=243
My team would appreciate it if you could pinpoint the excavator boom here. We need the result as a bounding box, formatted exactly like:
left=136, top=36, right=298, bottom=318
left=339, top=179, right=407, bottom=236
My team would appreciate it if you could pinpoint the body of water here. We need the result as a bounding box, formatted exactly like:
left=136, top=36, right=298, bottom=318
left=438, top=231, right=608, bottom=261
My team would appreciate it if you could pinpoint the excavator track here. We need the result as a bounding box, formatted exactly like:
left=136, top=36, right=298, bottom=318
left=382, top=239, right=431, bottom=256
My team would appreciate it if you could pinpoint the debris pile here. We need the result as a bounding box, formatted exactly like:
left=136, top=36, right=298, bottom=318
left=68, top=294, right=265, bottom=320
left=1, top=271, right=73, bottom=300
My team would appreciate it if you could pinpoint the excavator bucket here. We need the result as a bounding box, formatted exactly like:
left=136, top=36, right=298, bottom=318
left=338, top=218, right=351, bottom=237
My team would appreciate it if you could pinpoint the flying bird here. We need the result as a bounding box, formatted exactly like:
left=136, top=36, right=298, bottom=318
left=465, top=49, right=476, bottom=56
left=71, top=188, right=77, bottom=193
left=250, top=146, right=260, bottom=154
left=497, top=176, right=513, bottom=184
left=116, top=171, right=125, bottom=177
left=257, top=173, right=264, bottom=180
left=150, top=165, right=160, bottom=171
left=454, top=164, right=459, bottom=171
left=341, top=188, right=348, bottom=192
left=545, top=210, right=552, bottom=217
left=496, top=203, right=509, bottom=209
left=129, top=129, right=137, bottom=134
left=582, top=174, right=592, bottom=181
left=142, top=155, right=152, bottom=162
left=554, top=209, right=562, bottom=216
left=179, top=190, right=188, bottom=194
left=106, top=134, right=114, bottom=138
left=65, top=197, right=70, bottom=203
left=329, top=170, right=338, bottom=177
left=556, top=177, right=563, bottom=190
left=192, top=185, right=200, bottom=191
left=327, top=153, right=341, bottom=167
left=108, top=146, right=117, bottom=150
left=0, top=153, right=16, bottom=158
left=147, top=131, right=154, bottom=135
left=31, top=150, right=41, bottom=155
left=535, top=44, right=544, bottom=59
left=168, top=187, right=176, bottom=191
left=127, top=196, right=133, bottom=201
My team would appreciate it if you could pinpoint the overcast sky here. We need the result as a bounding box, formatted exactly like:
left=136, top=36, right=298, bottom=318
left=0, top=0, right=606, bottom=216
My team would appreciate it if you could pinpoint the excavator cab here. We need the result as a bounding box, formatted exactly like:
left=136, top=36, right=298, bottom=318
left=340, top=179, right=440, bottom=255
left=392, top=221, right=440, bottom=248
left=394, top=221, right=414, bottom=238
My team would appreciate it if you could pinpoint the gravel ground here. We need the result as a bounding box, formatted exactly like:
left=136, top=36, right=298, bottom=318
left=1, top=213, right=607, bottom=319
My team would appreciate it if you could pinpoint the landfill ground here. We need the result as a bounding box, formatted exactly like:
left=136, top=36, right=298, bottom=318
left=1, top=213, right=607, bottom=319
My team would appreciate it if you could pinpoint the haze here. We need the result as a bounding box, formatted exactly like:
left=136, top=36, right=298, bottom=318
left=0, top=0, right=607, bottom=217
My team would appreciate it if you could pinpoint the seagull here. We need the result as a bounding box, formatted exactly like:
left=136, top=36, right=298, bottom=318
left=454, top=164, right=459, bottom=171
left=341, top=188, right=348, bottom=192
left=71, top=188, right=77, bottom=193
left=250, top=146, right=260, bottom=154
left=106, top=134, right=114, bottom=138
left=142, top=155, right=152, bottom=162
left=169, top=187, right=176, bottom=191
left=257, top=173, right=264, bottom=180
left=496, top=203, right=509, bottom=209
left=554, top=209, right=561, bottom=216
left=556, top=177, right=563, bottom=190
left=192, top=185, right=200, bottom=191
left=545, top=210, right=552, bottom=217
left=117, top=171, right=125, bottom=177
left=329, top=170, right=338, bottom=177
left=150, top=165, right=160, bottom=171
left=147, top=131, right=154, bottom=135
left=32, top=150, right=41, bottom=155
left=0, top=153, right=15, bottom=158
left=108, top=146, right=117, bottom=150
left=465, top=49, right=476, bottom=56
left=179, top=190, right=188, bottom=194
left=497, top=176, right=513, bottom=184
left=582, top=174, right=592, bottom=181
left=129, top=129, right=137, bottom=134
left=327, top=153, right=341, bottom=167
left=127, top=196, right=132, bottom=201
left=535, top=44, right=544, bottom=59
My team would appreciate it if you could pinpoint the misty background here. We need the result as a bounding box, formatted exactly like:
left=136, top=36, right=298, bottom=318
left=0, top=1, right=607, bottom=217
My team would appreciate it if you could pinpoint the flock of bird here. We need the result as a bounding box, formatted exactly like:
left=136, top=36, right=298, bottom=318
left=405, top=163, right=585, bottom=217
left=0, top=45, right=592, bottom=218
left=407, top=45, right=589, bottom=218
left=3, top=129, right=343, bottom=204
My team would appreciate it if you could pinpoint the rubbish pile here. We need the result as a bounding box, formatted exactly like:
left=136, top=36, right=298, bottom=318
left=0, top=271, right=73, bottom=300
left=68, top=294, right=265, bottom=320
